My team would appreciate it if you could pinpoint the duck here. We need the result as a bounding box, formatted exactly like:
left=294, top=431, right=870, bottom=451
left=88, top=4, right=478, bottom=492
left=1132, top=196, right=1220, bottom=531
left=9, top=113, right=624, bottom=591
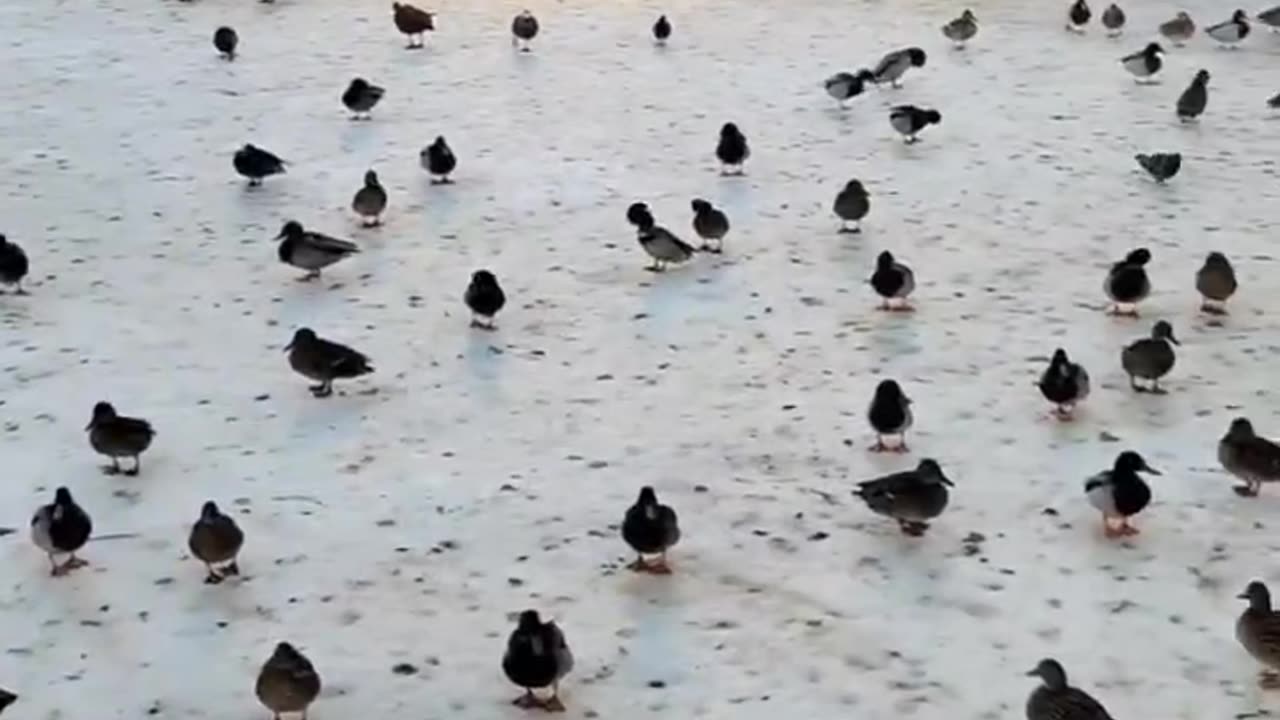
left=1196, top=251, right=1237, bottom=314
left=1025, top=659, right=1116, bottom=720
left=1177, top=69, right=1209, bottom=121
left=421, top=136, right=457, bottom=183
left=868, top=379, right=913, bottom=452
left=342, top=77, right=384, bottom=120
left=1120, top=42, right=1164, bottom=82
left=30, top=487, right=92, bottom=576
left=1135, top=152, right=1181, bottom=183
left=889, top=105, right=941, bottom=144
left=652, top=14, right=671, bottom=44
left=627, top=202, right=697, bottom=271
left=86, top=401, right=155, bottom=475
left=715, top=122, right=749, bottom=175
left=942, top=9, right=978, bottom=47
left=512, top=10, right=539, bottom=51
left=690, top=199, right=729, bottom=253
left=276, top=221, right=359, bottom=280
left=1085, top=451, right=1159, bottom=538
left=1269, top=92, right=1280, bottom=109
left=871, top=250, right=915, bottom=311
left=1103, top=247, right=1151, bottom=315
left=833, top=179, right=870, bottom=233
left=1238, top=581, right=1280, bottom=688
left=824, top=70, right=874, bottom=107
left=1067, top=0, right=1091, bottom=31
left=1206, top=9, right=1250, bottom=45
left=0, top=234, right=29, bottom=294
left=1121, top=320, right=1178, bottom=393
left=233, top=144, right=286, bottom=186
left=351, top=170, right=388, bottom=226
left=1039, top=348, right=1090, bottom=419
left=285, top=328, right=373, bottom=398
left=392, top=2, right=435, bottom=48
left=869, top=47, right=927, bottom=87
left=1219, top=418, right=1280, bottom=497
left=464, top=269, right=506, bottom=329
left=256, top=643, right=321, bottom=720
left=503, top=610, right=573, bottom=711
left=188, top=501, right=244, bottom=584
left=621, top=486, right=680, bottom=573
left=853, top=458, right=952, bottom=536
left=1159, top=11, right=1195, bottom=44
left=1259, top=5, right=1280, bottom=28
left=0, top=689, right=15, bottom=714
left=1101, top=3, right=1125, bottom=34
left=213, top=26, right=238, bottom=59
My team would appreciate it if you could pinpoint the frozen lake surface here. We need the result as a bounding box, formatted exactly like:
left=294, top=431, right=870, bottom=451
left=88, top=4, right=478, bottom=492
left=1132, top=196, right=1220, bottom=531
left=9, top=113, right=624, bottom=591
left=3, top=0, right=1280, bottom=717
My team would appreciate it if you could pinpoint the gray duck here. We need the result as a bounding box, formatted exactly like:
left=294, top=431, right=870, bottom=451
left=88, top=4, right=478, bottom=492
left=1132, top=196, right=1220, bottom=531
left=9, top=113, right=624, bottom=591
left=276, top=221, right=359, bottom=281
left=285, top=328, right=373, bottom=398
left=351, top=170, right=388, bottom=226
left=1219, top=418, right=1280, bottom=497
left=853, top=458, right=952, bottom=536
left=86, top=401, right=155, bottom=475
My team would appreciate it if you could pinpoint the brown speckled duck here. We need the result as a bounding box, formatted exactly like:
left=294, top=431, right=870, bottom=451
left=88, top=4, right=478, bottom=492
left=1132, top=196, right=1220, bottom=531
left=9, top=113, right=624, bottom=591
left=256, top=642, right=321, bottom=719
left=86, top=401, right=155, bottom=475
left=1025, top=659, right=1115, bottom=720
left=1219, top=418, right=1280, bottom=497
left=188, top=501, right=244, bottom=584
left=1238, top=581, right=1280, bottom=688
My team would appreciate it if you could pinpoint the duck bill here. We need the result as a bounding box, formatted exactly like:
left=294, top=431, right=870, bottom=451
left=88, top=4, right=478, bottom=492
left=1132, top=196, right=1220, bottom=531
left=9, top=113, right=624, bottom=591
left=84, top=420, right=95, bottom=430
left=283, top=341, right=294, bottom=352
left=1238, top=592, right=1251, bottom=599
left=1168, top=336, right=1180, bottom=346
left=1142, top=464, right=1162, bottom=475
left=1024, top=668, right=1040, bottom=677
left=941, top=478, right=955, bottom=487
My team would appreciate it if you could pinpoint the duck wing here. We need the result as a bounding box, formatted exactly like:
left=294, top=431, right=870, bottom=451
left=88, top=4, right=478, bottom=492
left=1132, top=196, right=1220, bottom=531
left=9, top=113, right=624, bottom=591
left=303, top=232, right=359, bottom=255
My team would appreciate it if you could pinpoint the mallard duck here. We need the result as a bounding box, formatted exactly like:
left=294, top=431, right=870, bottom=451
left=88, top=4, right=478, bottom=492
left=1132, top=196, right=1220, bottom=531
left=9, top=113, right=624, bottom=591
left=652, top=14, right=671, bottom=44
left=871, top=250, right=915, bottom=311
left=1103, top=247, right=1151, bottom=315
left=627, top=202, right=697, bottom=271
left=0, top=689, right=15, bottom=714
left=853, top=458, right=952, bottom=536
left=1025, top=659, right=1115, bottom=720
left=351, top=169, right=387, bottom=226
left=1159, top=11, right=1195, bottom=44
left=512, top=10, right=539, bottom=51
left=188, top=501, right=244, bottom=584
left=1258, top=5, right=1280, bottom=28
left=255, top=642, right=321, bottom=719
left=421, top=136, right=456, bottom=183
left=1135, top=152, right=1181, bottom=183
left=833, top=179, right=870, bottom=233
left=392, top=2, right=434, bottom=48
left=868, top=379, right=912, bottom=452
left=1039, top=348, right=1090, bottom=419
left=621, top=486, right=680, bottom=573
left=213, top=26, right=237, bottom=60
left=464, top=270, right=506, bottom=329
left=1121, top=320, right=1178, bottom=393
left=31, top=487, right=92, bottom=576
left=942, top=10, right=978, bottom=46
left=1120, top=42, right=1164, bottom=82
left=870, top=47, right=927, bottom=87
left=342, top=78, right=384, bottom=120
left=824, top=70, right=874, bottom=107
left=1196, top=251, right=1237, bottom=314
left=233, top=144, right=286, bottom=186
left=285, top=328, right=373, bottom=398
left=889, top=105, right=941, bottom=143
left=1238, top=581, right=1280, bottom=688
left=1219, top=418, right=1280, bottom=497
left=1177, top=69, right=1209, bottom=121
left=1067, top=0, right=1092, bottom=31
left=1206, top=9, right=1250, bottom=45
left=1101, top=3, right=1125, bottom=34
left=86, top=401, right=155, bottom=475
left=1085, top=450, right=1159, bottom=538
left=503, top=610, right=573, bottom=711
left=276, top=221, right=359, bottom=281
left=0, top=234, right=29, bottom=294
left=690, top=199, right=729, bottom=253
left=715, top=122, right=749, bottom=175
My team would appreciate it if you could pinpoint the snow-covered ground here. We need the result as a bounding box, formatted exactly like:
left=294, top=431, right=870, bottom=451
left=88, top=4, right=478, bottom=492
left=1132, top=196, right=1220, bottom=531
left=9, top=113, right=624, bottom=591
left=3, top=0, right=1280, bottom=717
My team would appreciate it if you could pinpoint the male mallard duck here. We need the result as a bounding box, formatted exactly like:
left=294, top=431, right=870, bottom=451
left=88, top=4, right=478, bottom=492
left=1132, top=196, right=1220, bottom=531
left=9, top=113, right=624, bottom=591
left=868, top=379, right=912, bottom=452
left=1121, top=320, right=1178, bottom=393
left=392, top=2, right=434, bottom=48
left=871, top=250, right=915, bottom=311
left=833, top=179, right=870, bottom=233
left=285, top=328, right=373, bottom=398
left=853, top=458, right=952, bottom=536
left=342, top=78, right=384, bottom=120
left=512, top=10, right=539, bottom=51
left=1067, top=0, right=1091, bottom=31
left=421, top=136, right=456, bottom=183
left=233, top=144, right=286, bottom=186
left=1206, top=9, right=1250, bottom=45
left=627, top=202, right=697, bottom=271
left=824, top=70, right=874, bottom=107
left=1135, top=152, right=1181, bottom=183
left=1196, top=251, right=1237, bottom=314
left=889, top=105, right=941, bottom=143
left=942, top=10, right=978, bottom=46
left=0, top=234, right=29, bottom=294
left=1177, top=69, right=1209, bottom=121
left=256, top=642, right=321, bottom=719
left=188, top=501, right=244, bottom=584
left=1159, top=11, right=1195, bottom=44
left=503, top=610, right=573, bottom=711
left=870, top=47, right=927, bottom=87
left=31, top=487, right=92, bottom=576
left=464, top=270, right=506, bottom=329
left=621, top=486, right=680, bottom=573
left=690, top=199, right=729, bottom=253
left=1120, top=42, right=1164, bottom=82
left=1101, top=3, right=1125, bottom=34
left=1103, top=247, right=1151, bottom=315
left=351, top=170, right=387, bottom=227
left=213, top=26, right=237, bottom=60
left=1025, top=659, right=1115, bottom=720
left=86, top=401, right=155, bottom=475
left=276, top=221, right=359, bottom=281
left=1238, top=581, right=1280, bottom=688
left=1039, top=348, right=1090, bottom=419
left=1085, top=450, right=1159, bottom=538
left=715, top=122, right=749, bottom=175
left=1219, top=418, right=1280, bottom=497
left=652, top=14, right=671, bottom=44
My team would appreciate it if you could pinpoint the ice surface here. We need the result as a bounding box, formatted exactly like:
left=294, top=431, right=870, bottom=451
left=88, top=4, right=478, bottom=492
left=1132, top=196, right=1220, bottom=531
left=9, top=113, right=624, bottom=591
left=3, top=0, right=1280, bottom=717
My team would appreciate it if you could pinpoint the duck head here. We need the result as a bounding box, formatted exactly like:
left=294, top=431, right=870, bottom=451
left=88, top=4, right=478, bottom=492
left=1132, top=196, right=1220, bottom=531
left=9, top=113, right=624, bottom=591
left=471, top=269, right=498, bottom=287
left=349, top=77, right=370, bottom=93
left=1143, top=42, right=1165, bottom=55
left=517, top=609, right=543, bottom=631
left=875, top=250, right=895, bottom=270
left=87, top=401, right=117, bottom=430
left=961, top=9, right=976, bottom=22
left=1124, top=247, right=1152, bottom=266
left=922, top=108, right=942, bottom=124
left=626, top=202, right=654, bottom=229
left=1194, top=68, right=1210, bottom=84
left=1204, top=251, right=1230, bottom=268
left=1049, top=348, right=1072, bottom=374
left=1114, top=450, right=1160, bottom=475
left=1151, top=320, right=1179, bottom=345
left=691, top=198, right=712, bottom=215
left=364, top=169, right=380, bottom=187
left=285, top=327, right=317, bottom=352
left=916, top=458, right=953, bottom=486
left=720, top=122, right=741, bottom=138
left=1226, top=417, right=1256, bottom=440
left=1233, top=9, right=1249, bottom=22
left=873, top=378, right=908, bottom=405
left=276, top=221, right=304, bottom=241
left=201, top=500, right=222, bottom=521
left=906, top=47, right=927, bottom=66
left=1240, top=580, right=1272, bottom=611
left=1026, top=658, right=1069, bottom=690
left=845, top=179, right=867, bottom=195
left=54, top=486, right=74, bottom=506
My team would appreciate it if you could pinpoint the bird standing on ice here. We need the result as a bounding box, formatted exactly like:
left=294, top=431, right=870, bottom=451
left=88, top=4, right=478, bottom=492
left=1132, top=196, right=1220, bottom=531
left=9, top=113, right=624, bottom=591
left=256, top=643, right=321, bottom=720
left=276, top=221, right=359, bottom=280
left=621, top=486, right=680, bottom=573
left=652, top=14, right=671, bottom=44
left=1196, top=251, right=1237, bottom=314
left=1120, top=42, right=1163, bottom=82
left=1085, top=450, right=1159, bottom=538
left=1176, top=69, right=1209, bottom=121
left=869, top=47, right=927, bottom=87
left=715, top=122, right=749, bottom=174
left=1158, top=11, right=1195, bottom=44
left=867, top=379, right=913, bottom=452
left=503, top=610, right=573, bottom=711
left=1237, top=581, right=1280, bottom=688
left=942, top=9, right=978, bottom=47
left=1218, top=418, right=1280, bottom=497
left=852, top=459, right=952, bottom=536
left=1206, top=9, right=1250, bottom=46
left=1135, top=152, right=1180, bottom=183
left=213, top=26, right=238, bottom=59
left=0, top=234, right=29, bottom=294
left=351, top=169, right=388, bottom=226
left=86, top=401, right=155, bottom=476
left=824, top=70, right=874, bottom=107
left=188, top=501, right=244, bottom=584
left=31, top=487, right=92, bottom=576
left=889, top=105, right=941, bottom=143
left=871, top=250, right=914, bottom=310
left=1025, top=659, right=1117, bottom=720
left=1038, top=348, right=1090, bottom=419
left=392, top=2, right=435, bottom=48
left=1121, top=320, right=1178, bottom=393
left=1066, top=0, right=1091, bottom=31
left=1103, top=247, right=1151, bottom=315
left=342, top=78, right=384, bottom=120
left=285, top=328, right=374, bottom=398
left=833, top=179, right=870, bottom=232
left=233, top=144, right=286, bottom=186
left=464, top=269, right=506, bottom=329
left=512, top=10, right=539, bottom=51
left=421, top=136, right=456, bottom=183
left=627, top=202, right=697, bottom=271
left=690, top=199, right=729, bottom=253
left=1101, top=3, right=1125, bottom=35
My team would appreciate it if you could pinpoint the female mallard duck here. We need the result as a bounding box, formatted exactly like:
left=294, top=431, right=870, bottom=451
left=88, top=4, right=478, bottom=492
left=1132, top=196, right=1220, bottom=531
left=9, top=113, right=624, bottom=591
left=1085, top=451, right=1159, bottom=538
left=1101, top=3, right=1125, bottom=34
left=833, top=179, right=870, bottom=233
left=503, top=610, right=573, bottom=711
left=871, top=250, right=915, bottom=311
left=869, top=47, right=927, bottom=87
left=1159, top=11, right=1195, bottom=44
left=285, top=328, right=374, bottom=398
left=351, top=169, right=387, bottom=226
left=188, top=501, right=244, bottom=584
left=868, top=379, right=912, bottom=452
left=1238, top=581, right=1280, bottom=687
left=715, top=122, right=749, bottom=175
left=1104, top=247, right=1151, bottom=315
left=1121, top=320, right=1178, bottom=393
left=86, top=401, right=155, bottom=475
left=342, top=77, right=385, bottom=120
left=942, top=10, right=978, bottom=46
left=392, top=2, right=435, bottom=48
left=255, top=642, right=321, bottom=719
left=1025, top=659, right=1115, bottom=720
left=853, top=458, right=952, bottom=536
left=690, top=198, right=729, bottom=252
left=621, top=486, right=680, bottom=573
left=1039, top=348, right=1090, bottom=419
left=1219, top=418, right=1280, bottom=497
left=1196, top=251, right=1237, bottom=314
left=276, top=221, right=359, bottom=281
left=31, top=487, right=92, bottom=576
